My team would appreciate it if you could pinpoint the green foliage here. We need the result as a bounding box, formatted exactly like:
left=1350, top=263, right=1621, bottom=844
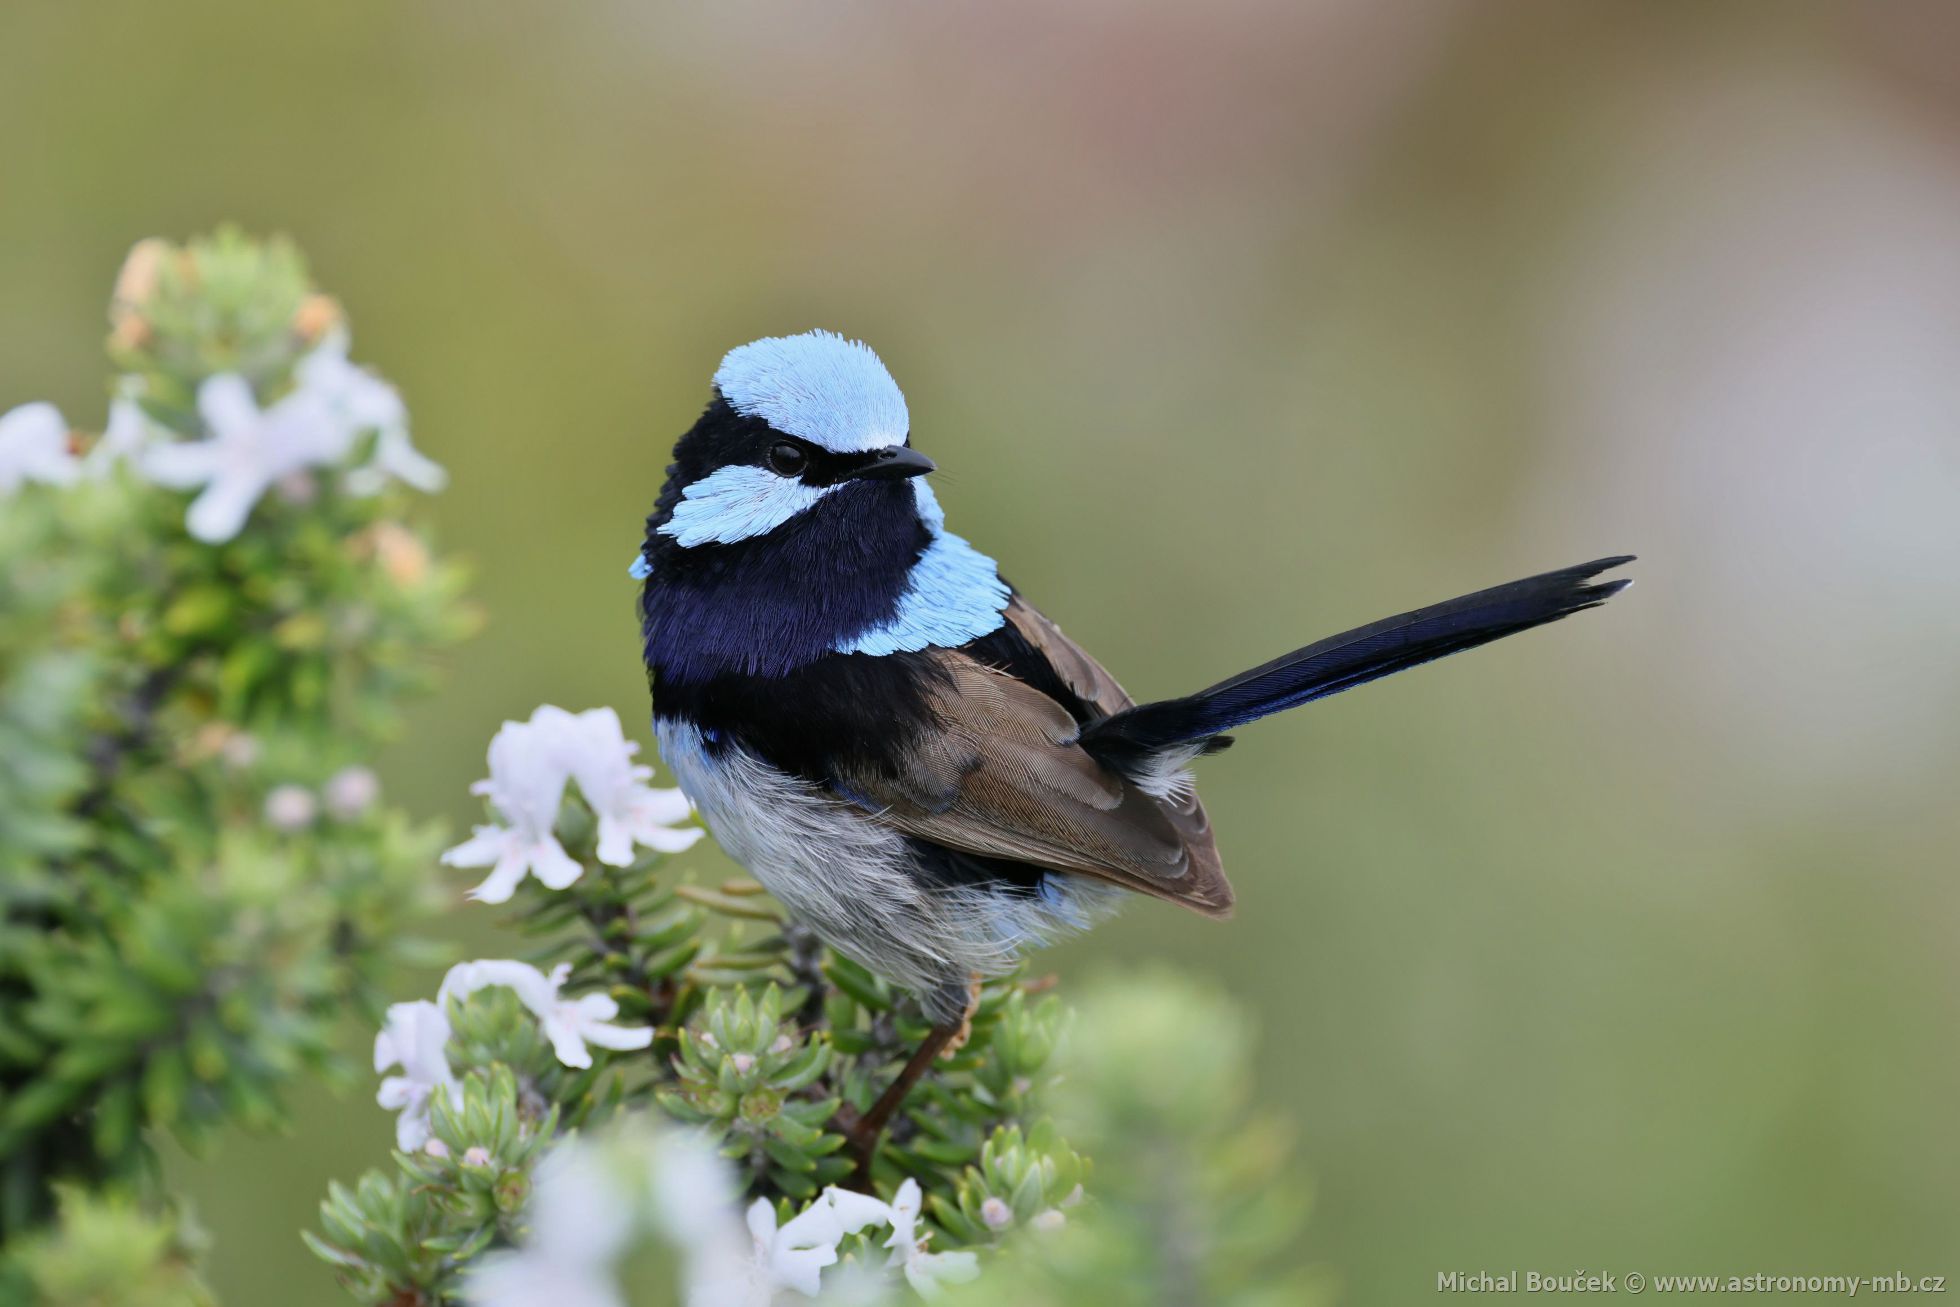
left=0, top=231, right=1324, bottom=1303
left=109, top=230, right=318, bottom=404
left=0, top=1186, right=215, bottom=1307
left=939, top=970, right=1334, bottom=1307
left=308, top=760, right=1086, bottom=1303
left=658, top=984, right=845, bottom=1199
left=932, top=1120, right=1086, bottom=1246
left=0, top=232, right=471, bottom=1278
left=305, top=1169, right=458, bottom=1307
left=405, top=964, right=1321, bottom=1306
left=412, top=1065, right=561, bottom=1242
left=303, top=1064, right=560, bottom=1306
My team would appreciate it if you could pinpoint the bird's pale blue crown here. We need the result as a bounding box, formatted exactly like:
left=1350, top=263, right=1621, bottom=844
left=714, top=330, right=910, bottom=454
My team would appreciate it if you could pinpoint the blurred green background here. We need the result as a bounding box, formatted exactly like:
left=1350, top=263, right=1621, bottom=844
left=4, top=1, right=1958, bottom=1300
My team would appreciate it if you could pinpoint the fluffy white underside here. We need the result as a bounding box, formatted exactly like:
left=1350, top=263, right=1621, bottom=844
left=657, top=720, right=1120, bottom=1015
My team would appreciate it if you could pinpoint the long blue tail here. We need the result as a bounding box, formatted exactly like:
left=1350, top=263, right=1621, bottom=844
left=1079, top=556, right=1633, bottom=770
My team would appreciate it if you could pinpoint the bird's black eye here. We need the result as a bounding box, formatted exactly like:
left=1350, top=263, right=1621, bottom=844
left=765, top=441, right=808, bottom=478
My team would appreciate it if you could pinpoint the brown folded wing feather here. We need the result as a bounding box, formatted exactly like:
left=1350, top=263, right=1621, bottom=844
left=840, top=600, right=1233, bottom=918
left=1002, top=595, right=1134, bottom=722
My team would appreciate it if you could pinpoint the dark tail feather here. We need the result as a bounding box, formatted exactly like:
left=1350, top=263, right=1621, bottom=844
left=1079, top=556, right=1633, bottom=768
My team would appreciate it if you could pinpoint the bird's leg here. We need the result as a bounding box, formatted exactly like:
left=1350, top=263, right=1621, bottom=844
left=841, top=977, right=980, bottom=1183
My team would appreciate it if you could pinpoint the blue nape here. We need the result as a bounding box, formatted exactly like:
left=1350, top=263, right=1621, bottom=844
left=835, top=529, right=1008, bottom=656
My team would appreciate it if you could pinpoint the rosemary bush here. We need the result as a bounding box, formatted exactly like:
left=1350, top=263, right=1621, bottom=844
left=0, top=230, right=470, bottom=1302
left=0, top=232, right=1318, bottom=1306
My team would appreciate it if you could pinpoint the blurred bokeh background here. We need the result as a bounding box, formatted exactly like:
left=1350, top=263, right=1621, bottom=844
left=4, top=1, right=1957, bottom=1300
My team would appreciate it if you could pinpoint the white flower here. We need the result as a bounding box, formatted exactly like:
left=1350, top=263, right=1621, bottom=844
left=441, top=705, right=701, bottom=898
left=646, top=1133, right=755, bottom=1307
left=465, top=1250, right=622, bottom=1307
left=440, top=710, right=585, bottom=902
left=465, top=1141, right=633, bottom=1307
left=440, top=959, right=652, bottom=1070
left=374, top=1000, right=460, bottom=1151
left=85, top=393, right=157, bottom=475
left=323, top=765, right=380, bottom=819
left=548, top=706, right=703, bottom=867
left=686, top=1187, right=901, bottom=1305
left=534, top=1142, right=638, bottom=1269
left=142, top=373, right=350, bottom=543
left=648, top=1129, right=742, bottom=1248
left=823, top=1187, right=896, bottom=1239
left=746, top=1196, right=849, bottom=1299
left=263, top=783, right=319, bottom=831
left=472, top=1131, right=969, bottom=1307
left=882, top=1179, right=979, bottom=1299
left=0, top=402, right=80, bottom=495
left=136, top=337, right=440, bottom=544
left=297, top=329, right=446, bottom=495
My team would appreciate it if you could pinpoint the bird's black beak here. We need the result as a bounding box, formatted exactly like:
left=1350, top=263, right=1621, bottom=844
left=853, top=445, right=936, bottom=481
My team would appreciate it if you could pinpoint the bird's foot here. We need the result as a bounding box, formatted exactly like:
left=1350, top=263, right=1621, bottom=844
left=939, top=974, right=984, bottom=1057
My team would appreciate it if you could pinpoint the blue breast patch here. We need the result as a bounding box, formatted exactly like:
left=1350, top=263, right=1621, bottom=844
left=834, top=519, right=1009, bottom=656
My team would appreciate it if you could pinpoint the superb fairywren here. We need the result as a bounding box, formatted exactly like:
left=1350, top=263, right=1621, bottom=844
left=636, top=331, right=1629, bottom=1155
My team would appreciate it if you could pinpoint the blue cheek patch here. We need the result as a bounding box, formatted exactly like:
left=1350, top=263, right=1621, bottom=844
left=658, top=464, right=839, bottom=548
left=714, top=331, right=910, bottom=454
left=628, top=554, right=651, bottom=580
left=835, top=527, right=1009, bottom=656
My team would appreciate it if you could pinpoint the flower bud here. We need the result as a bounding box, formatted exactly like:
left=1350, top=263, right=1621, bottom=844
left=109, top=238, right=168, bottom=350
left=112, top=238, right=168, bottom=310
left=324, top=766, right=381, bottom=819
left=274, top=470, right=319, bottom=505
left=263, top=784, right=318, bottom=831
left=292, top=293, right=343, bottom=345
left=355, top=521, right=431, bottom=588
left=980, top=1197, right=1013, bottom=1231
left=220, top=733, right=261, bottom=770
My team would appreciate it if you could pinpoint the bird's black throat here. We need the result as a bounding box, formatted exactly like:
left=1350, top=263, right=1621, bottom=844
left=639, top=404, right=933, bottom=686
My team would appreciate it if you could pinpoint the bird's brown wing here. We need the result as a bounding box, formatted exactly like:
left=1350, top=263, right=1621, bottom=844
left=1001, top=594, right=1135, bottom=721
left=838, top=643, right=1233, bottom=918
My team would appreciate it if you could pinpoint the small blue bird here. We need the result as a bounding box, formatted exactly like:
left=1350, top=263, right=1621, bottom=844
left=635, top=331, right=1629, bottom=1151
